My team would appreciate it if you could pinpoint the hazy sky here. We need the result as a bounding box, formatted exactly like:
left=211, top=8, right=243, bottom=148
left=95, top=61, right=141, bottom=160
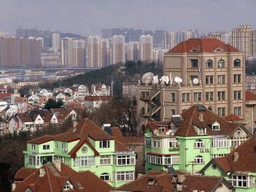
left=1, top=0, right=256, bottom=36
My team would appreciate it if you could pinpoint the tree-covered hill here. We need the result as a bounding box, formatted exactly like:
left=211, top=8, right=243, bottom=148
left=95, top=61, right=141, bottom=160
left=41, top=61, right=163, bottom=96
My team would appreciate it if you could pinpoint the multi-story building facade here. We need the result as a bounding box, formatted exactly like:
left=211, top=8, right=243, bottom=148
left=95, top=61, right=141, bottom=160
left=102, top=38, right=111, bottom=67
left=61, top=37, right=74, bottom=68
left=0, top=37, right=41, bottom=69
left=232, top=25, right=252, bottom=59
left=137, top=38, right=245, bottom=130
left=144, top=105, right=251, bottom=174
left=52, top=33, right=60, bottom=53
left=127, top=41, right=139, bottom=61
left=73, top=39, right=86, bottom=68
left=111, top=35, right=125, bottom=65
left=87, top=35, right=102, bottom=68
left=139, top=35, right=153, bottom=62
left=200, top=135, right=256, bottom=192
left=23, top=118, right=136, bottom=187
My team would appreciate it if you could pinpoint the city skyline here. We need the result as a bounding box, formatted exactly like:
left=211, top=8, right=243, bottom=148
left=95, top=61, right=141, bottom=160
left=1, top=0, right=256, bottom=36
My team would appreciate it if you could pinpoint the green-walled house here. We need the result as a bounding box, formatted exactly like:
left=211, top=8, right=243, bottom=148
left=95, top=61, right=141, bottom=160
left=144, top=105, right=251, bottom=174
left=200, top=135, right=256, bottom=192
left=23, top=118, right=136, bottom=187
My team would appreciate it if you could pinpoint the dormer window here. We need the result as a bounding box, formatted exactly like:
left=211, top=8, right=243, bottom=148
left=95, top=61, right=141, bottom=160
left=100, top=140, right=110, bottom=148
left=215, top=47, right=223, bottom=52
left=158, top=126, right=165, bottom=133
left=190, top=48, right=198, bottom=52
left=212, top=124, right=220, bottom=131
left=237, top=129, right=241, bottom=135
left=198, top=128, right=206, bottom=135
left=63, top=181, right=73, bottom=191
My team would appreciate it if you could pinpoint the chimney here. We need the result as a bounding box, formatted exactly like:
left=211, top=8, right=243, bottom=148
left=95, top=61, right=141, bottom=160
left=234, top=152, right=239, bottom=162
left=39, top=168, right=46, bottom=177
left=177, top=175, right=186, bottom=183
left=11, top=183, right=16, bottom=191
left=54, top=159, right=61, bottom=171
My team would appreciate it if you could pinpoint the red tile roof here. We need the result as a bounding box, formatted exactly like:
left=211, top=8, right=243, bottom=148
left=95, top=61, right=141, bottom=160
left=245, top=90, right=256, bottom=101
left=175, top=105, right=248, bottom=137
left=28, top=118, right=128, bottom=155
left=167, top=38, right=240, bottom=53
left=13, top=161, right=113, bottom=192
left=225, top=114, right=244, bottom=121
left=124, top=137, right=144, bottom=144
left=0, top=93, right=11, bottom=99
left=116, top=170, right=234, bottom=192
left=201, top=136, right=256, bottom=174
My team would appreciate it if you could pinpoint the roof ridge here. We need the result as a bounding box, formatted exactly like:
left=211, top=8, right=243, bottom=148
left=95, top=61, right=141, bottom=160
left=45, top=164, right=54, bottom=192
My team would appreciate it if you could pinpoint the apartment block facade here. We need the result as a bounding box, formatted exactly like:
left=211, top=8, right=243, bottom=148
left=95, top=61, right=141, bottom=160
left=144, top=105, right=251, bottom=174
left=137, top=38, right=245, bottom=130
left=23, top=118, right=136, bottom=187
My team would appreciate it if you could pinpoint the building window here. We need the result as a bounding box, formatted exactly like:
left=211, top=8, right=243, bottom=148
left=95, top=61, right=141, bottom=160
left=43, top=145, right=50, bottom=150
left=186, top=93, right=190, bottom=102
left=153, top=140, right=161, bottom=148
left=182, top=93, right=185, bottom=102
left=206, top=59, right=213, bottom=68
left=115, top=171, right=134, bottom=182
left=31, top=144, right=35, bottom=150
left=211, top=137, right=229, bottom=148
left=198, top=128, right=206, bottom=135
left=145, top=137, right=152, bottom=147
left=116, top=155, right=135, bottom=166
left=234, top=107, right=241, bottom=116
left=100, top=173, right=110, bottom=181
left=194, top=155, right=204, bottom=164
left=218, top=108, right=225, bottom=116
left=234, top=91, right=241, bottom=100
left=73, top=156, right=95, bottom=167
left=217, top=75, right=225, bottom=84
left=63, top=182, right=71, bottom=190
left=172, top=93, right=175, bottom=102
left=217, top=91, right=225, bottom=100
left=62, top=142, right=65, bottom=150
left=229, top=175, right=251, bottom=188
left=100, top=141, right=110, bottom=148
left=55, top=141, right=58, bottom=149
left=231, top=137, right=247, bottom=147
left=171, top=110, right=176, bottom=115
left=158, top=126, right=165, bottom=133
left=191, top=59, right=198, bottom=68
left=194, top=92, right=201, bottom=101
left=212, top=125, right=220, bottom=131
left=211, top=154, right=227, bottom=159
left=147, top=154, right=180, bottom=165
left=206, top=92, right=213, bottom=101
left=100, top=155, right=111, bottom=165
left=234, top=59, right=241, bottom=67
left=194, top=140, right=203, bottom=148
left=218, top=59, right=225, bottom=68
left=168, top=138, right=179, bottom=148
left=206, top=76, right=213, bottom=84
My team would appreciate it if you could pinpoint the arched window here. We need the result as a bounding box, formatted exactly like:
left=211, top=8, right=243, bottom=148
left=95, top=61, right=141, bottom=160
left=100, top=173, right=110, bottom=181
left=234, top=59, right=241, bottom=67
left=194, top=140, right=203, bottom=148
left=218, top=59, right=225, bottom=68
left=206, top=60, right=213, bottom=68
left=194, top=155, right=204, bottom=164
left=194, top=139, right=204, bottom=149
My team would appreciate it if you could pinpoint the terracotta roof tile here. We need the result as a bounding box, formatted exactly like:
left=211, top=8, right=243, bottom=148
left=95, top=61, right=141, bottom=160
left=14, top=167, right=37, bottom=180
left=13, top=162, right=113, bottom=192
left=245, top=90, right=256, bottom=101
left=168, top=38, right=240, bottom=53
left=124, top=137, right=144, bottom=144
left=225, top=114, right=244, bottom=121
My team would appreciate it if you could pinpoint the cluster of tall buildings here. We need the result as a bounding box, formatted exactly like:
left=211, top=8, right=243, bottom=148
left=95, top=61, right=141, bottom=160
left=0, top=36, right=41, bottom=69
left=86, top=34, right=162, bottom=68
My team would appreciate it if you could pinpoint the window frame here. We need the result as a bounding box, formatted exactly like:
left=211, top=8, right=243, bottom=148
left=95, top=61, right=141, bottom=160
left=99, top=140, right=110, bottom=149
left=191, top=59, right=198, bottom=68
left=206, top=59, right=213, bottom=68
left=218, top=59, right=225, bottom=68
left=234, top=59, right=241, bottom=67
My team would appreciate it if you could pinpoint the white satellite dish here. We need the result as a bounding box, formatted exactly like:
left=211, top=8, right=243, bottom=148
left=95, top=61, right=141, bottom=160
left=192, top=78, right=199, bottom=85
left=174, top=77, right=182, bottom=84
left=160, top=76, right=169, bottom=84
left=142, top=72, right=154, bottom=84
left=152, top=75, right=159, bottom=84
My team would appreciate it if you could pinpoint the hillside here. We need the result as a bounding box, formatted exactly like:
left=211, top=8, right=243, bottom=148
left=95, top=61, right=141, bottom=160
left=41, top=61, right=163, bottom=96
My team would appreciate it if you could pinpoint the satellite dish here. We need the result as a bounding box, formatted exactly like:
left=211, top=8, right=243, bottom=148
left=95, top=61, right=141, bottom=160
left=160, top=76, right=169, bottom=84
left=174, top=77, right=182, bottom=84
left=192, top=78, right=199, bottom=84
left=142, top=72, right=154, bottom=84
